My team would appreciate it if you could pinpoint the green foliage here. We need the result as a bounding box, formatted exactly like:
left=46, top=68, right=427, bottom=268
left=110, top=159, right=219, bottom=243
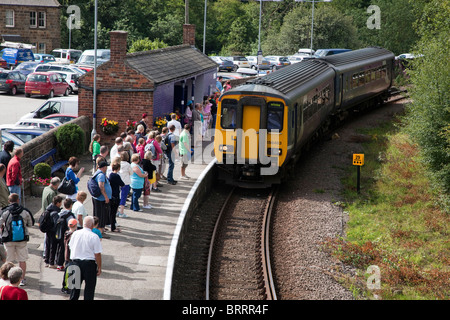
left=33, top=163, right=51, bottom=179
left=262, top=5, right=359, bottom=55
left=129, top=38, right=168, bottom=53
left=406, top=0, right=450, bottom=194
left=55, top=124, right=85, bottom=160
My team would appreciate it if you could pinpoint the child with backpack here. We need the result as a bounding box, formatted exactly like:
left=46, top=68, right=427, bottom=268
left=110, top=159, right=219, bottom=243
left=61, top=218, right=78, bottom=294
left=54, top=198, right=76, bottom=271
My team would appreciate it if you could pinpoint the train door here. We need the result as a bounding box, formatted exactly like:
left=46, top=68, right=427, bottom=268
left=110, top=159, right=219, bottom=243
left=240, top=104, right=260, bottom=162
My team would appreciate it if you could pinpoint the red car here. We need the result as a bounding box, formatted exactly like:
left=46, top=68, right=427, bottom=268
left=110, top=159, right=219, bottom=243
left=0, top=57, right=7, bottom=69
left=25, top=72, right=70, bottom=98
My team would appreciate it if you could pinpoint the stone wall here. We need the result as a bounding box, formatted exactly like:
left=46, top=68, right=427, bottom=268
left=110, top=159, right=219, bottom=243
left=21, top=115, right=90, bottom=192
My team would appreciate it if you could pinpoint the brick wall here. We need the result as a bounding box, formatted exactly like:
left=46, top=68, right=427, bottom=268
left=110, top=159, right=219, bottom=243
left=0, top=4, right=61, bottom=53
left=78, top=31, right=154, bottom=147
left=183, top=24, right=196, bottom=46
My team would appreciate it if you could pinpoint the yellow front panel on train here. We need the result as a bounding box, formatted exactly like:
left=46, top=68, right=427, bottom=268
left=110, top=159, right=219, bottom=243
left=241, top=104, right=260, bottom=161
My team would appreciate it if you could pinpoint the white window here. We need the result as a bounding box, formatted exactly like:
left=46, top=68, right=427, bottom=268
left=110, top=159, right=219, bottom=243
left=38, top=11, right=46, bottom=28
left=6, top=10, right=14, bottom=27
left=30, top=12, right=37, bottom=28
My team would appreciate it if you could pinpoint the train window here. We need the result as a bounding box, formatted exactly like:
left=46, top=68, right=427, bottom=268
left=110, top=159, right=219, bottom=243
left=221, top=99, right=238, bottom=129
left=267, top=102, right=284, bottom=132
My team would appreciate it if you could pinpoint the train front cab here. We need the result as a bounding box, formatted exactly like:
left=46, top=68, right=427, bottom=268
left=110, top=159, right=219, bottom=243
left=214, top=93, right=288, bottom=188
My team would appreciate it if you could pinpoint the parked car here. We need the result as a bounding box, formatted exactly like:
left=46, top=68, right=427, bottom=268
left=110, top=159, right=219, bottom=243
left=265, top=56, right=291, bottom=70
left=297, top=48, right=315, bottom=56
left=56, top=71, right=79, bottom=94
left=14, top=61, right=41, bottom=77
left=0, top=48, right=35, bottom=69
left=224, top=56, right=250, bottom=71
left=43, top=113, right=77, bottom=124
left=210, top=56, right=234, bottom=72
left=288, top=55, right=308, bottom=64
left=1, top=131, right=25, bottom=148
left=0, top=57, right=7, bottom=69
left=34, top=64, right=85, bottom=76
left=314, top=49, right=351, bottom=58
left=20, top=96, right=78, bottom=120
left=34, top=54, right=56, bottom=64
left=51, top=49, right=82, bottom=64
left=25, top=72, right=70, bottom=98
left=15, top=118, right=62, bottom=131
left=6, top=128, right=46, bottom=143
left=0, top=70, right=27, bottom=95
left=246, top=56, right=271, bottom=70
left=76, top=49, right=110, bottom=69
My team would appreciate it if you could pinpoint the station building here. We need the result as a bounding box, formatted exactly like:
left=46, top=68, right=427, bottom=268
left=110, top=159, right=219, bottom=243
left=78, top=28, right=218, bottom=145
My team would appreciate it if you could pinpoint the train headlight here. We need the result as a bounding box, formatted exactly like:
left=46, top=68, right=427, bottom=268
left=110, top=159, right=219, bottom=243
left=219, top=145, right=234, bottom=153
left=267, top=148, right=282, bottom=156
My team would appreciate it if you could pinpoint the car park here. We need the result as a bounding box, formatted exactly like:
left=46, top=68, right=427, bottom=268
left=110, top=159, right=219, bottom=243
left=56, top=71, right=79, bottom=93
left=246, top=56, right=271, bottom=70
left=25, top=72, right=70, bottom=98
left=20, top=96, right=78, bottom=120
left=210, top=56, right=234, bottom=72
left=14, top=61, right=40, bottom=76
left=265, top=56, right=291, bottom=70
left=288, top=55, right=308, bottom=64
left=6, top=128, right=46, bottom=143
left=43, top=113, right=77, bottom=124
left=1, top=131, right=25, bottom=148
left=0, top=48, right=35, bottom=69
left=224, top=56, right=250, bottom=71
left=0, top=70, right=27, bottom=95
left=15, top=118, right=62, bottom=131
left=297, top=48, right=315, bottom=56
left=51, top=49, right=82, bottom=64
left=34, top=54, right=56, bottom=64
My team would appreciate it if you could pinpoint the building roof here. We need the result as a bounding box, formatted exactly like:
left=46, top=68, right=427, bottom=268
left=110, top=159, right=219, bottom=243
left=0, top=0, right=60, bottom=7
left=125, top=45, right=218, bottom=86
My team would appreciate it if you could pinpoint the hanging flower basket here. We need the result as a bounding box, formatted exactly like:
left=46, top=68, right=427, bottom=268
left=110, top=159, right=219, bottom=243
left=101, top=118, right=119, bottom=135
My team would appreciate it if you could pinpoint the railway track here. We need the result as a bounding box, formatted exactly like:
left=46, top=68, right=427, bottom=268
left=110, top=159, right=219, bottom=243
left=205, top=186, right=278, bottom=300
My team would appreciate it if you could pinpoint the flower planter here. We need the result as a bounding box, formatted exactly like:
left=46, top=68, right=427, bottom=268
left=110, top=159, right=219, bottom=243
left=30, top=183, right=46, bottom=197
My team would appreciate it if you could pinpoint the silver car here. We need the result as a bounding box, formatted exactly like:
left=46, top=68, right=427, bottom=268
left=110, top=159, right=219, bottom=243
left=246, top=56, right=271, bottom=70
left=265, top=56, right=291, bottom=70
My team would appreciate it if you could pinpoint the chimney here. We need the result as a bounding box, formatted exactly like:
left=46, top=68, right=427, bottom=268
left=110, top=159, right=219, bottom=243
left=183, top=24, right=196, bottom=46
left=109, top=30, right=128, bottom=64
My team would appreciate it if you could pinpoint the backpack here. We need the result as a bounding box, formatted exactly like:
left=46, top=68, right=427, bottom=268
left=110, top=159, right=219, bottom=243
left=55, top=211, right=74, bottom=240
left=2, top=209, right=28, bottom=243
left=87, top=172, right=102, bottom=198
left=165, top=133, right=174, bottom=155
left=38, top=208, right=54, bottom=233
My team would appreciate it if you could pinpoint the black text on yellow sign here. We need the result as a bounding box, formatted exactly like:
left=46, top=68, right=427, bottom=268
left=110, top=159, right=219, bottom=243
left=353, top=154, right=364, bottom=166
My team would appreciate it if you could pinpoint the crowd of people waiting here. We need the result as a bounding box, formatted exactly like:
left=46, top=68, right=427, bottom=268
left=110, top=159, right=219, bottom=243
left=0, top=85, right=228, bottom=300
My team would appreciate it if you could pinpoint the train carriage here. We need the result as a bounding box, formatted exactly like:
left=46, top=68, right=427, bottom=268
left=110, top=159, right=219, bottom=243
left=214, top=47, right=395, bottom=188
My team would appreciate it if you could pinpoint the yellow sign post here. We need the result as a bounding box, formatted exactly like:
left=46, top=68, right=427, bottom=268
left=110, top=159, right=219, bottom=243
left=353, top=154, right=364, bottom=193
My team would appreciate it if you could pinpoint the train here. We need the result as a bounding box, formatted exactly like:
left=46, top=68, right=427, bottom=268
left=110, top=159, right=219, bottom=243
left=213, top=47, right=395, bottom=188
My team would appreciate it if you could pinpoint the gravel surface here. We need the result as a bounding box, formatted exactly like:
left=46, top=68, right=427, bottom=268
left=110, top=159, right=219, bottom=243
left=271, top=100, right=406, bottom=300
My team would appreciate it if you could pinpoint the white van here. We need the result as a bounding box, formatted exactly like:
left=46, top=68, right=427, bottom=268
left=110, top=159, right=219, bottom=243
left=51, top=49, right=82, bottom=64
left=77, top=49, right=110, bottom=66
left=19, top=96, right=78, bottom=120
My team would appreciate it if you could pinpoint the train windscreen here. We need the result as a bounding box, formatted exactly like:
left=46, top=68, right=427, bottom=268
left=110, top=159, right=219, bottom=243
left=221, top=99, right=238, bottom=129
left=267, top=102, right=284, bottom=132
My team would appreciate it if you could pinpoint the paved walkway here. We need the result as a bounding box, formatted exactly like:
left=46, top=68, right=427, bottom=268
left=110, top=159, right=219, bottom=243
left=21, top=152, right=211, bottom=300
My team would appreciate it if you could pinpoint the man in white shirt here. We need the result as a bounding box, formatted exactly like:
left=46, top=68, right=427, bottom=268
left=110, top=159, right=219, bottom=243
left=167, top=114, right=182, bottom=137
left=68, top=216, right=102, bottom=300
left=109, top=137, right=123, bottom=161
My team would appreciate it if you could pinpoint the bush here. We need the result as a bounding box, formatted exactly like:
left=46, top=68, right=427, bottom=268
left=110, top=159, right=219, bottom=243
left=55, top=123, right=85, bottom=159
left=33, top=162, right=51, bottom=179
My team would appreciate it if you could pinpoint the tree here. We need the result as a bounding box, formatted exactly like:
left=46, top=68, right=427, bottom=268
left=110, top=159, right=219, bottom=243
left=128, top=38, right=169, bottom=53
left=262, top=5, right=360, bottom=55
left=406, top=0, right=450, bottom=195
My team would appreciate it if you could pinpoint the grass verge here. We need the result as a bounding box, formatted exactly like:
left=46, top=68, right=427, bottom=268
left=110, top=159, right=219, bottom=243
left=323, top=112, right=450, bottom=300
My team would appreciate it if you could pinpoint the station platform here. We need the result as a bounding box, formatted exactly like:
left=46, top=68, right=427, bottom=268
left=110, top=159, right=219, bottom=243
left=22, top=151, right=212, bottom=300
